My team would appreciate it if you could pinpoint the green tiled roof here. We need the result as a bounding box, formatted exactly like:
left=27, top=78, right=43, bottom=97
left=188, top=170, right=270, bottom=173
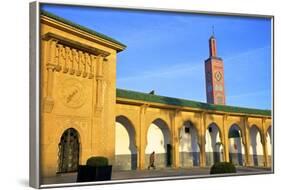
left=41, top=10, right=126, bottom=49
left=116, top=89, right=271, bottom=116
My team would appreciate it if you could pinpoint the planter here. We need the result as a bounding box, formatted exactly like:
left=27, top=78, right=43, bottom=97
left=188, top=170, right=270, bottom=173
left=76, top=165, right=112, bottom=182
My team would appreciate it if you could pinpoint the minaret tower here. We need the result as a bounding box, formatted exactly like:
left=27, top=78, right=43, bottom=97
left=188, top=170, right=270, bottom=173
left=204, top=30, right=226, bottom=105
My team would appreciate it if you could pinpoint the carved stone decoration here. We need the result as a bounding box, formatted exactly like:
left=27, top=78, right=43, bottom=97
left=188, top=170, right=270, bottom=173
left=58, top=78, right=86, bottom=108
left=56, top=44, right=64, bottom=72
left=96, top=55, right=103, bottom=77
left=64, top=47, right=72, bottom=73
left=43, top=96, right=55, bottom=113
left=47, top=39, right=59, bottom=67
left=42, top=33, right=111, bottom=80
left=44, top=39, right=58, bottom=113
left=76, top=51, right=83, bottom=76
left=83, top=53, right=90, bottom=78
left=70, top=49, right=77, bottom=75
left=88, top=55, right=95, bottom=79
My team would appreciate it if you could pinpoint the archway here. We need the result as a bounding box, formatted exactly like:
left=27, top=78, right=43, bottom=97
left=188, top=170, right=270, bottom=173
left=179, top=121, right=200, bottom=167
left=145, top=119, right=171, bottom=168
left=57, top=128, right=80, bottom=173
left=266, top=126, right=272, bottom=166
left=249, top=125, right=263, bottom=166
left=205, top=123, right=223, bottom=166
left=115, top=116, right=137, bottom=170
left=228, top=124, right=244, bottom=166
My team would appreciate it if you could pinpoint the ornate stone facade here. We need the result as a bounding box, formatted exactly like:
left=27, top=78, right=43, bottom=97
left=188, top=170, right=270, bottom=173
left=40, top=11, right=272, bottom=177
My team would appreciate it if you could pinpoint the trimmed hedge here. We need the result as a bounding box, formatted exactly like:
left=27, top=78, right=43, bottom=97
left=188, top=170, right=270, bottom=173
left=86, top=156, right=109, bottom=167
left=210, top=162, right=237, bottom=174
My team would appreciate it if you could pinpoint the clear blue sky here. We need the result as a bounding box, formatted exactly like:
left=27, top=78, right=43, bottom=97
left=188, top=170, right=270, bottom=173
left=41, top=4, right=272, bottom=110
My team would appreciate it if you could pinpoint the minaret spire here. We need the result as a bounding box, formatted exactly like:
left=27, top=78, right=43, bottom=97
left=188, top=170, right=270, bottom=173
left=209, top=27, right=217, bottom=57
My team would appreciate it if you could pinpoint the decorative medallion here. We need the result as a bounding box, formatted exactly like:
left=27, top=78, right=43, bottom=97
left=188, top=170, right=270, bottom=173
left=58, top=78, right=86, bottom=108
left=215, top=71, right=222, bottom=81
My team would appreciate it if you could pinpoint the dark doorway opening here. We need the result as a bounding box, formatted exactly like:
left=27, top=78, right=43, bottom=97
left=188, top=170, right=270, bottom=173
left=57, top=128, right=80, bottom=173
left=167, top=144, right=172, bottom=167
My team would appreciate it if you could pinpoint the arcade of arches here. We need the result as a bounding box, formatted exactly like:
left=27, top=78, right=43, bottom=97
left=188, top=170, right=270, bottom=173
left=40, top=11, right=272, bottom=177
left=115, top=102, right=272, bottom=170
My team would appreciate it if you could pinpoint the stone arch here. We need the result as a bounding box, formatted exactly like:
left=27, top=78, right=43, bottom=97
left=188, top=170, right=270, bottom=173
left=54, top=120, right=86, bottom=153
left=54, top=120, right=86, bottom=170
left=145, top=115, right=171, bottom=134
left=115, top=115, right=137, bottom=170
left=205, top=122, right=223, bottom=166
left=249, top=125, right=263, bottom=166
left=205, top=120, right=224, bottom=142
left=179, top=120, right=200, bottom=167
left=116, top=115, right=138, bottom=145
left=145, top=118, right=172, bottom=168
left=178, top=116, right=201, bottom=133
left=57, top=128, right=80, bottom=173
left=265, top=124, right=272, bottom=134
left=228, top=124, right=245, bottom=166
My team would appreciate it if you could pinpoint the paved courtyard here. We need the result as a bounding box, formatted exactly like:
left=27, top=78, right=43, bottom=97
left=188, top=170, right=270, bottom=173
left=42, top=166, right=272, bottom=185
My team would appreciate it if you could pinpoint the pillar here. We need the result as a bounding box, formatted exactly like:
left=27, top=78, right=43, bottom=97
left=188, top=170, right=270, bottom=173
left=243, top=117, right=251, bottom=166
left=199, top=112, right=206, bottom=167
left=172, top=110, right=180, bottom=168
left=262, top=119, right=269, bottom=167
left=138, top=105, right=148, bottom=170
left=262, top=137, right=269, bottom=167
left=222, top=115, right=230, bottom=162
left=199, top=134, right=206, bottom=167
left=95, top=55, right=104, bottom=110
left=43, top=39, right=58, bottom=113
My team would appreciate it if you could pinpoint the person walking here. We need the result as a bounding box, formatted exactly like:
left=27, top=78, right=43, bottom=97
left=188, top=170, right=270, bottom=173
left=148, top=151, right=156, bottom=170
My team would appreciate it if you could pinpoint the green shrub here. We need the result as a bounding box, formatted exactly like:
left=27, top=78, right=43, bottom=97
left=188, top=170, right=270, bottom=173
left=210, top=162, right=236, bottom=174
left=86, top=156, right=109, bottom=167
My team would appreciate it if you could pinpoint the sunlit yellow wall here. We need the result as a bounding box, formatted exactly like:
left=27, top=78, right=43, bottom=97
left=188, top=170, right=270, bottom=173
left=40, top=14, right=123, bottom=177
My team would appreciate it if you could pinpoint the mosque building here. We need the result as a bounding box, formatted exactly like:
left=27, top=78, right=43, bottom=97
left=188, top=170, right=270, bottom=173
left=40, top=11, right=272, bottom=177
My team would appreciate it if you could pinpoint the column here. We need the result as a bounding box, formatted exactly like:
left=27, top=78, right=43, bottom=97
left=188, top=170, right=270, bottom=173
left=95, top=55, right=104, bottom=112
left=262, top=119, right=269, bottom=167
left=43, top=39, right=58, bottom=113
left=138, top=104, right=147, bottom=170
left=199, top=112, right=206, bottom=167
left=172, top=110, right=180, bottom=168
left=222, top=115, right=230, bottom=162
left=243, top=117, right=251, bottom=166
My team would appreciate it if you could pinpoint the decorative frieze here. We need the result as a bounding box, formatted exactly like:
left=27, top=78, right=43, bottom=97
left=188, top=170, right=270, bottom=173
left=42, top=34, right=110, bottom=112
left=50, top=43, right=96, bottom=79
left=42, top=32, right=110, bottom=80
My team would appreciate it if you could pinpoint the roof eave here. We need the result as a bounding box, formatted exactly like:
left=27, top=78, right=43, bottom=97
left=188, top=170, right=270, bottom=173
left=40, top=10, right=126, bottom=53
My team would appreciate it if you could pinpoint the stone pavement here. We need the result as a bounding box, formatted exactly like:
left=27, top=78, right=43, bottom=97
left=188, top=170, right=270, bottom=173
left=42, top=166, right=272, bottom=185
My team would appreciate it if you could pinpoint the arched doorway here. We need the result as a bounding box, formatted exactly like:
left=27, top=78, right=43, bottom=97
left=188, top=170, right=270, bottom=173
left=205, top=123, right=223, bottom=166
left=115, top=116, right=137, bottom=170
left=228, top=124, right=244, bottom=166
left=249, top=125, right=263, bottom=166
left=266, top=126, right=272, bottom=166
left=179, top=121, right=200, bottom=167
left=57, top=128, right=80, bottom=173
left=145, top=119, right=171, bottom=168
